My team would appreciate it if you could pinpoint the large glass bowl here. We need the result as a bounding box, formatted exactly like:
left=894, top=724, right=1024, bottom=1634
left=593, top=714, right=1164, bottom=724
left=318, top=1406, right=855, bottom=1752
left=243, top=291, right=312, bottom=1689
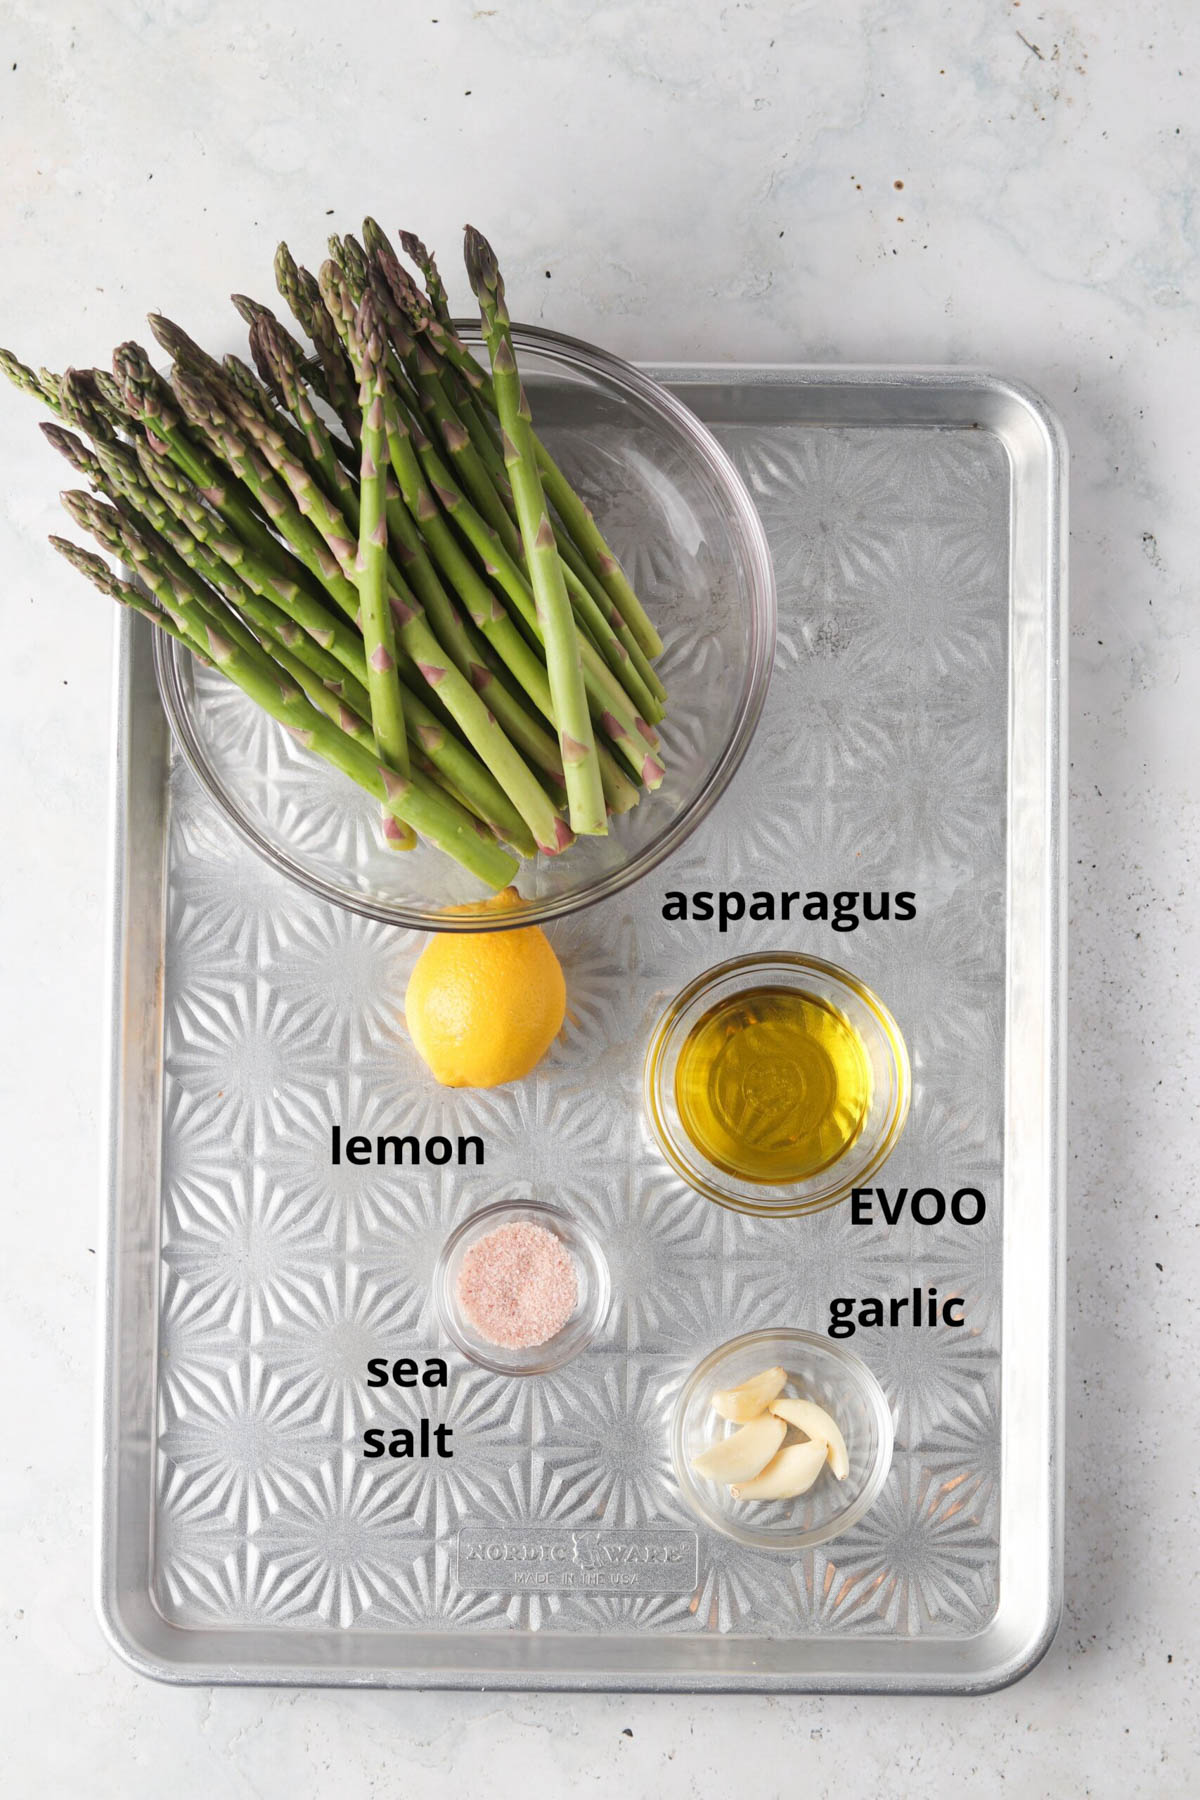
left=153, top=323, right=776, bottom=931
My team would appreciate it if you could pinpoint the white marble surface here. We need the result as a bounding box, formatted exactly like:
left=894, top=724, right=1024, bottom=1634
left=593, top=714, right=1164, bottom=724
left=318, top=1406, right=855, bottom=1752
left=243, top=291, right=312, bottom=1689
left=1, top=0, right=1197, bottom=1793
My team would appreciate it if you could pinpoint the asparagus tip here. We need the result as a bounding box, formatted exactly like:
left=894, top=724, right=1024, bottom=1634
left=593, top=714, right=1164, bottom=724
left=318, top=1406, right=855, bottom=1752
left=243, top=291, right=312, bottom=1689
left=462, top=223, right=500, bottom=298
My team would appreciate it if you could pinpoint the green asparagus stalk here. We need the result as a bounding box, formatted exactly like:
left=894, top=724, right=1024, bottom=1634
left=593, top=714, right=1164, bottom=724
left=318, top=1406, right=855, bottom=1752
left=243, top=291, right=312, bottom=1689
left=466, top=229, right=606, bottom=835
left=406, top=338, right=518, bottom=538
left=223, top=349, right=340, bottom=488
left=331, top=231, right=371, bottom=301
left=50, top=536, right=217, bottom=661
left=135, top=432, right=536, bottom=845
left=57, top=504, right=519, bottom=884
left=229, top=294, right=331, bottom=406
left=555, top=526, right=667, bottom=705
left=1, top=347, right=63, bottom=412
left=404, top=410, right=663, bottom=781
left=368, top=311, right=665, bottom=720
left=133, top=439, right=370, bottom=695
left=20, top=221, right=674, bottom=876
left=354, top=298, right=411, bottom=784
left=147, top=315, right=327, bottom=504
left=60, top=487, right=272, bottom=669
left=392, top=236, right=663, bottom=662
left=466, top=628, right=641, bottom=817
left=379, top=338, right=662, bottom=781
left=337, top=272, right=647, bottom=752
left=60, top=472, right=417, bottom=838
left=175, top=366, right=571, bottom=854
left=352, top=287, right=665, bottom=722
left=172, top=364, right=366, bottom=605
left=113, top=342, right=293, bottom=577
left=397, top=229, right=453, bottom=325
left=373, top=379, right=563, bottom=741
left=40, top=422, right=104, bottom=485
left=146, top=312, right=225, bottom=386
left=55, top=368, right=119, bottom=447
left=319, top=260, right=577, bottom=789
left=274, top=242, right=360, bottom=430
left=435, top=468, right=663, bottom=746
left=187, top=620, right=520, bottom=886
left=249, top=316, right=361, bottom=526
left=90, top=433, right=377, bottom=725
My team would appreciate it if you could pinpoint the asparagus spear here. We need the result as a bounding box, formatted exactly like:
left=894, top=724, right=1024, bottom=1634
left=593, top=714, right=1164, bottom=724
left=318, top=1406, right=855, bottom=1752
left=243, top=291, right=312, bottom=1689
left=1, top=347, right=61, bottom=411
left=465, top=227, right=608, bottom=836
left=175, top=365, right=571, bottom=854
left=319, top=261, right=576, bottom=785
left=372, top=374, right=563, bottom=741
left=466, top=627, right=641, bottom=818
left=249, top=316, right=361, bottom=525
left=229, top=294, right=331, bottom=406
left=54, top=468, right=478, bottom=843
left=146, top=313, right=326, bottom=501
left=345, top=275, right=664, bottom=723
left=54, top=368, right=118, bottom=448
left=113, top=341, right=292, bottom=576
left=186, top=619, right=520, bottom=886
left=172, top=364, right=366, bottom=602
left=61, top=487, right=270, bottom=668
left=40, top=421, right=104, bottom=485
left=343, top=264, right=651, bottom=761
left=274, top=241, right=360, bottom=429
left=353, top=297, right=411, bottom=790
left=80, top=430, right=377, bottom=727
left=133, top=439, right=370, bottom=692
left=49, top=537, right=215, bottom=660
left=130, top=434, right=535, bottom=845
left=390, top=237, right=663, bottom=662
left=406, top=412, right=663, bottom=780
left=555, top=526, right=667, bottom=705
left=146, top=312, right=225, bottom=386
left=362, top=300, right=665, bottom=720
left=397, top=229, right=453, bottom=325
left=223, top=348, right=341, bottom=487
left=331, top=231, right=371, bottom=301
left=58, top=504, right=518, bottom=883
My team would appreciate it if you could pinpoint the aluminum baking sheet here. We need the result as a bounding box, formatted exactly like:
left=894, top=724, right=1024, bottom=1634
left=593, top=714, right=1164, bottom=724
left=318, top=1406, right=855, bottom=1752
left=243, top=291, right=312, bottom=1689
left=98, top=366, right=1065, bottom=1691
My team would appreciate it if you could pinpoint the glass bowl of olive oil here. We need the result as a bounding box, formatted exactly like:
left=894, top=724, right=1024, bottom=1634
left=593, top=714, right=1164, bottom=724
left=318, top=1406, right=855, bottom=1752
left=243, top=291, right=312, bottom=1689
left=644, top=953, right=910, bottom=1216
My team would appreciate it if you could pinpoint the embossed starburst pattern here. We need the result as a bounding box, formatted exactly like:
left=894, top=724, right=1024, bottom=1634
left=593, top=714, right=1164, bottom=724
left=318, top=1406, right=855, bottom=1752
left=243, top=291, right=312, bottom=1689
left=152, top=413, right=1007, bottom=1647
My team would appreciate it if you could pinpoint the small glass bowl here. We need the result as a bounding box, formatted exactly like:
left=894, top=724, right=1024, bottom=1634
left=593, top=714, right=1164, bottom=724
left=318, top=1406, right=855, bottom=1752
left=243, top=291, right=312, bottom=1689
left=644, top=952, right=911, bottom=1217
left=433, top=1198, right=611, bottom=1375
left=672, top=1329, right=894, bottom=1552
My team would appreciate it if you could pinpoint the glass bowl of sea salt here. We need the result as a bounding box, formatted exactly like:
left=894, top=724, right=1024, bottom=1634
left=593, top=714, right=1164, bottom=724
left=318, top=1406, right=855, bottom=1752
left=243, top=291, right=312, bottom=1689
left=434, top=1198, right=611, bottom=1375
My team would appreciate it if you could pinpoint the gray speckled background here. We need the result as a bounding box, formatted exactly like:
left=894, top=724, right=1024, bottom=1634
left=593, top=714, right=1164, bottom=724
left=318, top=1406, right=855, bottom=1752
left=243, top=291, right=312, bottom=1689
left=1, top=0, right=1195, bottom=1793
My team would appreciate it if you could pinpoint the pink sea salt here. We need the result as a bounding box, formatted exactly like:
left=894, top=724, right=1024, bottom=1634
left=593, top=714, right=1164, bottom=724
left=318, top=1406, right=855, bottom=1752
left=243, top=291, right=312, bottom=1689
left=455, top=1220, right=578, bottom=1350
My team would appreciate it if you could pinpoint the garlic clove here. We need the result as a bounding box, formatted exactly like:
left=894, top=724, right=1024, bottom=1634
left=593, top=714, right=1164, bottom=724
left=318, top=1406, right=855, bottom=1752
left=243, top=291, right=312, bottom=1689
left=769, top=1397, right=850, bottom=1480
left=730, top=1437, right=829, bottom=1501
left=710, top=1364, right=788, bottom=1422
left=691, top=1413, right=787, bottom=1483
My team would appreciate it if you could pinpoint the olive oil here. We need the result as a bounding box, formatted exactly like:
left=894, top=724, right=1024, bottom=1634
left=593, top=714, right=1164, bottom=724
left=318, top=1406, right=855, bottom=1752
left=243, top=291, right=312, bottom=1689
left=673, top=986, right=873, bottom=1184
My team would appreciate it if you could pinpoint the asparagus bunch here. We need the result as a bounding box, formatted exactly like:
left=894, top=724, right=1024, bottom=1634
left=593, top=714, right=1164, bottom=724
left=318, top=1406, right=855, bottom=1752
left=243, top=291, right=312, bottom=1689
left=3, top=221, right=668, bottom=890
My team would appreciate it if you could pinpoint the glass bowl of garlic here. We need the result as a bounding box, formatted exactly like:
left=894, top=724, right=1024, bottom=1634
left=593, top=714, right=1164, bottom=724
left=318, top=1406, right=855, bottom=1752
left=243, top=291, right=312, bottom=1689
left=671, top=1328, right=894, bottom=1551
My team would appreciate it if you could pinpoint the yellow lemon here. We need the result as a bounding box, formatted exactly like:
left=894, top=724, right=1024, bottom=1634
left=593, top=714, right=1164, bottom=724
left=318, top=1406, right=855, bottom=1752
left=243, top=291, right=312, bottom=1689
left=404, top=888, right=566, bottom=1088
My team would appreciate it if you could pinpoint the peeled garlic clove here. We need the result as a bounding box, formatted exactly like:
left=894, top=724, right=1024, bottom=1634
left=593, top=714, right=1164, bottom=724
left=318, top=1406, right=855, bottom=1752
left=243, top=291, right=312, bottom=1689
left=730, top=1437, right=829, bottom=1501
left=710, top=1364, right=788, bottom=1422
left=691, top=1413, right=786, bottom=1483
left=769, top=1397, right=850, bottom=1481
